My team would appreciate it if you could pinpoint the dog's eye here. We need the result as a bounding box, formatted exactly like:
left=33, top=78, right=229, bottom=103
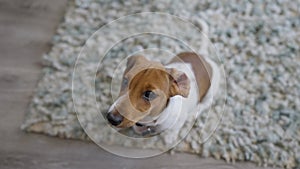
left=143, top=90, right=157, bottom=101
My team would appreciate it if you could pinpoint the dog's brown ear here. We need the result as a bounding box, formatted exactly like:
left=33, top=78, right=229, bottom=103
left=125, top=55, right=147, bottom=72
left=167, top=68, right=190, bottom=98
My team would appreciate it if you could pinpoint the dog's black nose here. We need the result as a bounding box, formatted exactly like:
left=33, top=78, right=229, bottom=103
left=106, top=112, right=123, bottom=126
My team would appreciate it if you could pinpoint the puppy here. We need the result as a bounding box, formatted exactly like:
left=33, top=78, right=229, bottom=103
left=106, top=52, right=219, bottom=136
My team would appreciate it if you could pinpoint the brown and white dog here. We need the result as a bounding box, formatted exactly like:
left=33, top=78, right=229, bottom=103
left=106, top=52, right=219, bottom=136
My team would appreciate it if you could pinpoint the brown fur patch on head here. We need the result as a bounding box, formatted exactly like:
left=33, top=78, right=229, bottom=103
left=113, top=55, right=190, bottom=128
left=117, top=56, right=170, bottom=127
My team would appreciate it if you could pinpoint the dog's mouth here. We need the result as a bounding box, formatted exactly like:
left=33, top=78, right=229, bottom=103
left=135, top=122, right=144, bottom=127
left=133, top=122, right=157, bottom=136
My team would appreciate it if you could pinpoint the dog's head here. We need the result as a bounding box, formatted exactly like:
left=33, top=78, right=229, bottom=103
left=106, top=55, right=190, bottom=128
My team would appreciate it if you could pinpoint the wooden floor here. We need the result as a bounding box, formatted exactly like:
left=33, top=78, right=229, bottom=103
left=0, top=0, right=281, bottom=168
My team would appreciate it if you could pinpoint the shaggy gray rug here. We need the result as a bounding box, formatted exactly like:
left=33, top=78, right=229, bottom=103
left=22, top=0, right=300, bottom=168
